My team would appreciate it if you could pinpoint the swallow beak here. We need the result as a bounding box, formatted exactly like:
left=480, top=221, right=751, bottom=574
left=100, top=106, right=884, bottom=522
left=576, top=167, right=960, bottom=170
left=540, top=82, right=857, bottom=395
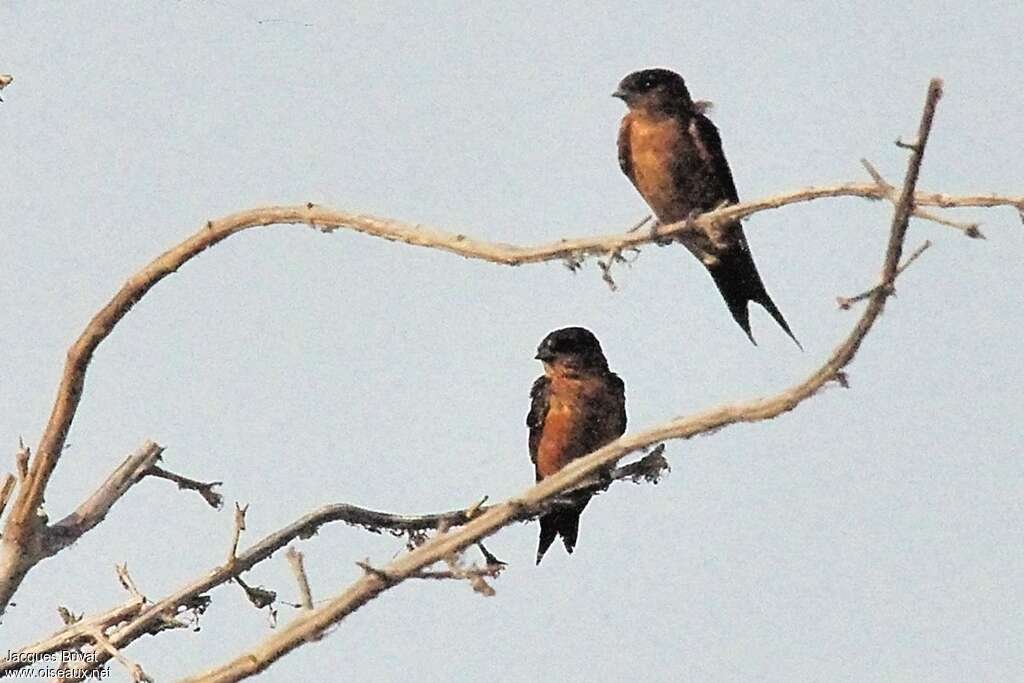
left=535, top=347, right=556, bottom=361
left=611, top=89, right=627, bottom=100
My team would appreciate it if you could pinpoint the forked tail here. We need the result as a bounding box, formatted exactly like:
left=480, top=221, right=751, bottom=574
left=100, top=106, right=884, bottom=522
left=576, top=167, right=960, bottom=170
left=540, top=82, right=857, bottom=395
left=536, top=495, right=590, bottom=565
left=706, top=234, right=801, bottom=348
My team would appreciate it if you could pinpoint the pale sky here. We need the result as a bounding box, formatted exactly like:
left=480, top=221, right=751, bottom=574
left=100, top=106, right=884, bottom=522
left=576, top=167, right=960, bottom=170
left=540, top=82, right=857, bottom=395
left=2, top=2, right=1022, bottom=681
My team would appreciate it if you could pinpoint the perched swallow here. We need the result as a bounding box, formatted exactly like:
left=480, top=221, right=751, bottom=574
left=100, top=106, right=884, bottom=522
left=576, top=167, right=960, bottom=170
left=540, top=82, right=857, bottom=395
left=527, top=327, right=627, bottom=564
left=614, top=68, right=799, bottom=347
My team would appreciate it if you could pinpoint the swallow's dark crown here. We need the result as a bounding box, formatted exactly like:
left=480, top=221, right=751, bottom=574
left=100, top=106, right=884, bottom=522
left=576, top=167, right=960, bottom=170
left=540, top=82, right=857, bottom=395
left=536, top=326, right=605, bottom=361
left=615, top=68, right=693, bottom=107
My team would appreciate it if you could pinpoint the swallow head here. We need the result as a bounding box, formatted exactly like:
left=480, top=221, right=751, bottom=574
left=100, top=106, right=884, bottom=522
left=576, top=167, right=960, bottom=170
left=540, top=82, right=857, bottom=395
left=535, top=326, right=608, bottom=371
left=613, top=68, right=693, bottom=111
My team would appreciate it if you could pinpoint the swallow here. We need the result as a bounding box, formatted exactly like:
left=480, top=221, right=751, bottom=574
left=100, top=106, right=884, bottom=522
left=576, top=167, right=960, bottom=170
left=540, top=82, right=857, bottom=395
left=527, top=327, right=627, bottom=564
left=614, top=68, right=800, bottom=347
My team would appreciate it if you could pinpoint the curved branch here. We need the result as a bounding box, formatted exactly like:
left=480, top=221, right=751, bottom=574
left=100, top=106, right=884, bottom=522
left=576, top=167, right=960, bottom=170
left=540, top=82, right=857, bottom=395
left=148, top=78, right=942, bottom=683
left=0, top=71, right=1010, bottom=620
left=5, top=186, right=1020, bottom=556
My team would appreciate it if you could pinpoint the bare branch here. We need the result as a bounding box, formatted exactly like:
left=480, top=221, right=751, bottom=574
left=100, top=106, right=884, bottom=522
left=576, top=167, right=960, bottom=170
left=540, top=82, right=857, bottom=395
left=145, top=465, right=223, bottom=509
left=626, top=214, right=653, bottom=232
left=284, top=548, right=313, bottom=610
left=0, top=474, right=14, bottom=523
left=15, top=439, right=29, bottom=481
left=87, top=626, right=153, bottom=683
left=234, top=576, right=276, bottom=611
left=837, top=240, right=933, bottom=309
left=41, top=451, right=665, bottom=678
left=411, top=565, right=504, bottom=583
left=46, top=442, right=164, bottom=555
left=2, top=164, right=1018, bottom=615
left=164, top=79, right=945, bottom=683
left=116, top=563, right=143, bottom=600
left=227, top=503, right=248, bottom=566
left=861, top=159, right=984, bottom=238
left=0, top=596, right=145, bottom=674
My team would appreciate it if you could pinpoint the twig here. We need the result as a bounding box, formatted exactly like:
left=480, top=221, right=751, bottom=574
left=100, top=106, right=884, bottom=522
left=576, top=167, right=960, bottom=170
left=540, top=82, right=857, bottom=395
left=355, top=561, right=393, bottom=583
left=234, top=576, right=276, bottom=610
left=116, top=563, right=143, bottom=599
left=15, top=439, right=29, bottom=481
left=145, top=465, right=224, bottom=509
left=463, top=496, right=488, bottom=521
left=284, top=547, right=313, bottom=610
left=227, top=503, right=248, bottom=566
left=409, top=565, right=504, bottom=582
left=169, top=79, right=946, bottom=683
left=862, top=159, right=984, bottom=238
left=424, top=557, right=502, bottom=597
left=57, top=605, right=82, bottom=625
left=837, top=240, right=933, bottom=308
left=0, top=596, right=145, bottom=673
left=626, top=214, right=653, bottom=232
left=46, top=442, right=164, bottom=555
left=87, top=625, right=153, bottom=683
left=0, top=74, right=11, bottom=102
left=42, top=451, right=666, bottom=679
left=0, top=475, right=14, bottom=522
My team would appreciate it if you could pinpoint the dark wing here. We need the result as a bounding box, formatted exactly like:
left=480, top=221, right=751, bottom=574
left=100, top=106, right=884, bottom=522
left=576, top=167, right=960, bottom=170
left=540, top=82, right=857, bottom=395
left=526, top=375, right=550, bottom=465
left=617, top=115, right=635, bottom=184
left=609, top=372, right=627, bottom=438
left=576, top=372, right=628, bottom=457
left=689, top=114, right=739, bottom=204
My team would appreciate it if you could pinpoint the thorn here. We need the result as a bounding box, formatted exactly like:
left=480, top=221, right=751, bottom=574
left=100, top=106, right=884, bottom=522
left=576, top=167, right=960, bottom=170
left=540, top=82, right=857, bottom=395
left=115, top=563, right=143, bottom=598
left=356, top=561, right=393, bottom=583
left=834, top=371, right=850, bottom=388
left=860, top=159, right=891, bottom=192
left=15, top=441, right=29, bottom=481
left=626, top=215, right=652, bottom=233
left=464, top=495, right=488, bottom=520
